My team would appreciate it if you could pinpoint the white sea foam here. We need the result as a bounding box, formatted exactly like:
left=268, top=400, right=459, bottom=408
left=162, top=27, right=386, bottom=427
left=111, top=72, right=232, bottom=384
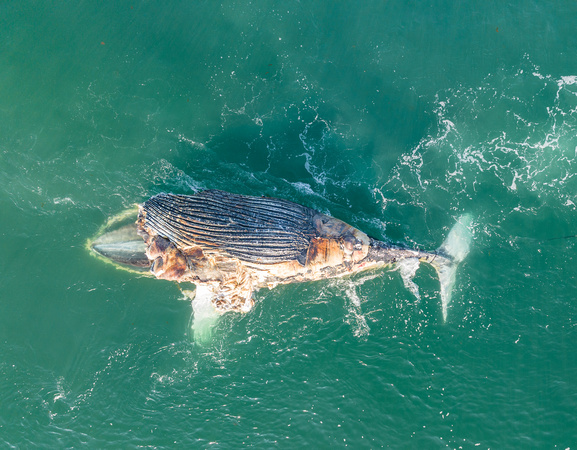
left=344, top=283, right=371, bottom=338
left=388, top=60, right=577, bottom=219
left=290, top=181, right=318, bottom=197
left=559, top=75, right=577, bottom=86
left=332, top=273, right=381, bottom=339
left=53, top=197, right=75, bottom=205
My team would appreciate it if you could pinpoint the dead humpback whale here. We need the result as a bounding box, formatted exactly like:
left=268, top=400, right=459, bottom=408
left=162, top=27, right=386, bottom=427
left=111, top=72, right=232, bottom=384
left=90, top=190, right=472, bottom=320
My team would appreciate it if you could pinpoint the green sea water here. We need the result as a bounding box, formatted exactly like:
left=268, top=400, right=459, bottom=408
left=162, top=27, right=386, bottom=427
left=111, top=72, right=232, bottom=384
left=2, top=1, right=577, bottom=447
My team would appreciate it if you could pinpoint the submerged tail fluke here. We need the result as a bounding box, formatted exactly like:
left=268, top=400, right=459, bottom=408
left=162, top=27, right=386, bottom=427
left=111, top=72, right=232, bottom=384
left=429, top=214, right=473, bottom=321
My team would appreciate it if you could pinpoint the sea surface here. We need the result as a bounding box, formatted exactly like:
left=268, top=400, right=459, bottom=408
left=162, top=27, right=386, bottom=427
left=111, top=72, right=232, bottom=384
left=2, top=1, right=577, bottom=448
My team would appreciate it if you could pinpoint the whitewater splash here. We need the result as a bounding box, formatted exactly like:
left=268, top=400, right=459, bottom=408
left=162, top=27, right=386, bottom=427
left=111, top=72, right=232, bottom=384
left=398, top=214, right=473, bottom=321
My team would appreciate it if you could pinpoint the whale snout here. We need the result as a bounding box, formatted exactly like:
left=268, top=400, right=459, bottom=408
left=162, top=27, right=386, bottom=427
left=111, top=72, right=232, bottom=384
left=90, top=221, right=150, bottom=269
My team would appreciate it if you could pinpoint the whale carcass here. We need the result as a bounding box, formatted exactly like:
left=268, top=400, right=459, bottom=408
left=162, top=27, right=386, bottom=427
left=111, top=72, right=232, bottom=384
left=90, top=190, right=472, bottom=319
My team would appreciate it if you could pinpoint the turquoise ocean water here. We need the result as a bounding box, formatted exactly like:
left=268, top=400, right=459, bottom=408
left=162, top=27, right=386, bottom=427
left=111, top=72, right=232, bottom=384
left=2, top=1, right=577, bottom=447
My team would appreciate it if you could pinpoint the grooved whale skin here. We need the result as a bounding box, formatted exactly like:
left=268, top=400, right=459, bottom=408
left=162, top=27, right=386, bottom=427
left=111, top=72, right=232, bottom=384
left=140, top=190, right=317, bottom=264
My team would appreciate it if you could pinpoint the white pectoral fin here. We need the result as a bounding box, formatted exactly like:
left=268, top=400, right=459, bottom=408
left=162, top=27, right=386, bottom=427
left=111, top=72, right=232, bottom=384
left=188, top=285, right=220, bottom=343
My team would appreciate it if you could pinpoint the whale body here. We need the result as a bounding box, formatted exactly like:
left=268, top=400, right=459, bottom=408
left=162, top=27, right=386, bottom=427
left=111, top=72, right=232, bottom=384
left=91, top=190, right=472, bottom=319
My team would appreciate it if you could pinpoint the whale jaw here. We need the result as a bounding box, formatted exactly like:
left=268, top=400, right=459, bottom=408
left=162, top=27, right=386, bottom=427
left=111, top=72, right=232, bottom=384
left=89, top=213, right=150, bottom=270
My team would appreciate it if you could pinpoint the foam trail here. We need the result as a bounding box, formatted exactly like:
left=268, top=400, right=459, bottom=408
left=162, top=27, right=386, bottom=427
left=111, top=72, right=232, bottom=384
left=344, top=283, right=370, bottom=338
left=189, top=285, right=220, bottom=343
left=432, top=214, right=473, bottom=321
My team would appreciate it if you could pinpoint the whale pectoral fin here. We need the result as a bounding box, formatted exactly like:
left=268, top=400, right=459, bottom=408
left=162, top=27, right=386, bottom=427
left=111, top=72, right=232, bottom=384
left=189, top=284, right=220, bottom=343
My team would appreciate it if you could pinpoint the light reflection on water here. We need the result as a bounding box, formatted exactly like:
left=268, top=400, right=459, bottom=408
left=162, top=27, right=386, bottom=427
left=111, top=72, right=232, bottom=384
left=1, top=1, right=577, bottom=448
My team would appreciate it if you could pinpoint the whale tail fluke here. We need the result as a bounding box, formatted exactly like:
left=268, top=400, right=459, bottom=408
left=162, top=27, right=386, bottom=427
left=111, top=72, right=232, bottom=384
left=429, top=214, right=473, bottom=321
